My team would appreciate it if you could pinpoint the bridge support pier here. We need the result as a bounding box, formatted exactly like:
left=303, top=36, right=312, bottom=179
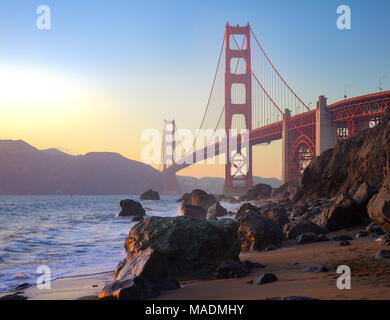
left=315, top=95, right=337, bottom=156
left=281, top=109, right=291, bottom=185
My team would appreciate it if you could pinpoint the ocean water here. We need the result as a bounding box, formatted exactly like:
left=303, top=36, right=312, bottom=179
left=0, top=195, right=241, bottom=292
left=0, top=195, right=181, bottom=292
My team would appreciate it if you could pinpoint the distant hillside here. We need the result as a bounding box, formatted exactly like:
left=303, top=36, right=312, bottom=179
left=177, top=176, right=281, bottom=194
left=0, top=140, right=281, bottom=195
left=0, top=140, right=162, bottom=195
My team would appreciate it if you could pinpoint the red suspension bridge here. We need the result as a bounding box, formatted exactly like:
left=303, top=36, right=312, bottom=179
left=161, top=23, right=390, bottom=195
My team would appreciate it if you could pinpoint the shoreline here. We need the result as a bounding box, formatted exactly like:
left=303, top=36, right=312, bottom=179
left=4, top=227, right=390, bottom=300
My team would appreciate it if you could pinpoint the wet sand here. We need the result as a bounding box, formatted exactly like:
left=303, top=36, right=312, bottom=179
left=2, top=227, right=390, bottom=300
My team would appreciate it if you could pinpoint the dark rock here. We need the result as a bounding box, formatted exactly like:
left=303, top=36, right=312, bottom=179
left=355, top=231, right=369, bottom=238
left=366, top=222, right=385, bottom=234
left=123, top=216, right=240, bottom=278
left=215, top=260, right=250, bottom=279
left=303, top=266, right=329, bottom=273
left=316, top=234, right=329, bottom=242
left=282, top=296, right=318, bottom=300
left=367, top=184, right=390, bottom=233
left=177, top=203, right=206, bottom=219
left=251, top=273, right=278, bottom=285
left=0, top=293, right=28, bottom=300
left=284, top=220, right=324, bottom=239
left=320, top=193, right=360, bottom=232
left=331, top=235, right=353, bottom=241
left=296, top=232, right=317, bottom=244
left=261, top=207, right=289, bottom=227
left=178, top=189, right=216, bottom=211
left=239, top=183, right=272, bottom=201
left=339, top=241, right=351, bottom=246
left=14, top=283, right=32, bottom=291
left=140, top=189, right=160, bottom=200
left=242, top=260, right=266, bottom=269
left=235, top=203, right=260, bottom=220
left=375, top=249, right=390, bottom=259
left=236, top=210, right=285, bottom=251
left=119, top=199, right=146, bottom=217
left=207, top=201, right=228, bottom=220
left=98, top=278, right=144, bottom=300
left=265, top=244, right=277, bottom=251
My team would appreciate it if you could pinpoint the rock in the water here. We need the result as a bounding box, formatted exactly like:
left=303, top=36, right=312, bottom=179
left=123, top=216, right=241, bottom=278
left=140, top=189, right=160, bottom=200
left=303, top=266, right=329, bottom=273
left=207, top=201, right=228, bottom=220
left=375, top=249, right=390, bottom=259
left=339, top=240, right=351, bottom=246
left=236, top=210, right=284, bottom=251
left=331, top=235, right=353, bottom=241
left=251, top=273, right=278, bottom=285
left=240, top=183, right=272, bottom=201
left=177, top=203, right=206, bottom=219
left=235, top=203, right=260, bottom=220
left=178, top=189, right=216, bottom=210
left=119, top=199, right=146, bottom=218
left=215, top=260, right=250, bottom=279
left=355, top=231, right=369, bottom=238
left=261, top=207, right=289, bottom=227
left=367, top=184, right=390, bottom=233
left=320, top=193, right=360, bottom=232
left=283, top=220, right=324, bottom=239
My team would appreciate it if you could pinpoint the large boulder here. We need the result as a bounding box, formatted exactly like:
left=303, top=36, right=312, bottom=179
left=140, top=189, right=160, bottom=200
left=236, top=210, right=284, bottom=251
left=261, top=207, right=289, bottom=227
left=207, top=201, right=228, bottom=219
left=283, top=220, right=324, bottom=239
left=177, top=203, right=206, bottom=219
left=122, top=216, right=241, bottom=278
left=100, top=248, right=179, bottom=300
left=119, top=199, right=145, bottom=218
left=353, top=182, right=377, bottom=206
left=319, top=193, right=360, bottom=232
left=367, top=184, right=390, bottom=233
left=240, top=183, right=272, bottom=201
left=178, top=189, right=216, bottom=211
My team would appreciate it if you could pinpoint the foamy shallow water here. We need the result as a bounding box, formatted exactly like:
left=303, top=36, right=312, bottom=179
left=0, top=195, right=182, bottom=292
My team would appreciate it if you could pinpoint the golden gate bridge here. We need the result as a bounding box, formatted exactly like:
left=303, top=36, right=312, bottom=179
left=161, top=23, right=390, bottom=194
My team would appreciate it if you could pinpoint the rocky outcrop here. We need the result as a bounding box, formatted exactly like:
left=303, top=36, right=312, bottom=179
left=261, top=207, right=289, bottom=227
left=294, top=111, right=390, bottom=201
left=118, top=199, right=145, bottom=219
left=177, top=203, right=206, bottom=219
left=207, top=201, right=228, bottom=220
left=235, top=210, right=284, bottom=251
left=121, top=216, right=240, bottom=278
left=239, top=183, right=272, bottom=201
left=283, top=220, right=324, bottom=239
left=178, top=189, right=216, bottom=211
left=319, top=193, right=361, bottom=232
left=140, top=189, right=160, bottom=200
left=367, top=184, right=390, bottom=233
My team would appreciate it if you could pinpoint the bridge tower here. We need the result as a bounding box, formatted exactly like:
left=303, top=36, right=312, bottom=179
left=162, top=120, right=179, bottom=195
left=223, top=23, right=253, bottom=194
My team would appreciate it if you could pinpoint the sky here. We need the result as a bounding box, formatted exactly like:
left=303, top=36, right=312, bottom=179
left=0, top=0, right=389, bottom=179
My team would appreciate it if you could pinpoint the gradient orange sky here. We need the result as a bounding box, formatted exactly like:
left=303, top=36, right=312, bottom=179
left=1, top=1, right=389, bottom=180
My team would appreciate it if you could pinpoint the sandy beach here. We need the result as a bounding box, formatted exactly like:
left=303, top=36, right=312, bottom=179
left=3, top=227, right=389, bottom=301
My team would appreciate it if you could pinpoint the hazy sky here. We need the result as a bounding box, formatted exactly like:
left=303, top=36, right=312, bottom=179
left=0, top=0, right=389, bottom=179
